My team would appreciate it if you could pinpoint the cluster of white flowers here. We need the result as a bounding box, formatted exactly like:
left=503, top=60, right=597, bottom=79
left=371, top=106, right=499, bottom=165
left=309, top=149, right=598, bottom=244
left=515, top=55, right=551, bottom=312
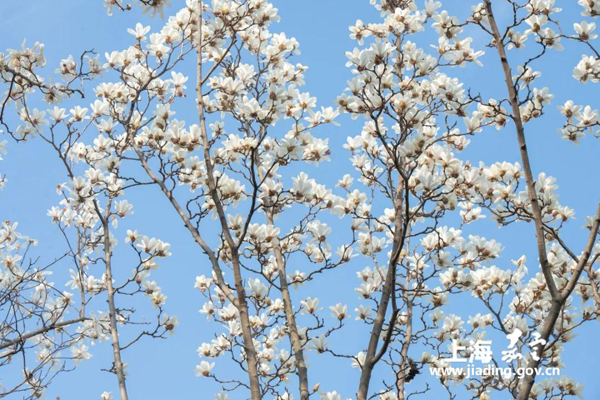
left=0, top=221, right=94, bottom=397
left=0, top=0, right=599, bottom=399
left=329, top=1, right=600, bottom=400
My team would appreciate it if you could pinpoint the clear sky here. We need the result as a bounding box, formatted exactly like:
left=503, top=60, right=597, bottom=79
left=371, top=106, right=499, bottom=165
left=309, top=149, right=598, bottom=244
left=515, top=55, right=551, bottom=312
left=1, top=0, right=599, bottom=399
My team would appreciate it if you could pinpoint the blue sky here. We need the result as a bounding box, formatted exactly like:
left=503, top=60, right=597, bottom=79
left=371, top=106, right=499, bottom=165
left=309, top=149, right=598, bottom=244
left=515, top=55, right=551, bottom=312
left=1, top=0, right=600, bottom=399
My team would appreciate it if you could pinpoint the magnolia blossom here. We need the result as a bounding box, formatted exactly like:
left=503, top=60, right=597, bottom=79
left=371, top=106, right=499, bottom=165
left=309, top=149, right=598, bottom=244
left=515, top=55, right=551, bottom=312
left=0, top=1, right=599, bottom=400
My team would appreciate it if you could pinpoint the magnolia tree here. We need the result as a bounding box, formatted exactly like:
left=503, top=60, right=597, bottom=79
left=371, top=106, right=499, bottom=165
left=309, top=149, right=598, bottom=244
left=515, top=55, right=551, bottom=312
left=0, top=0, right=599, bottom=399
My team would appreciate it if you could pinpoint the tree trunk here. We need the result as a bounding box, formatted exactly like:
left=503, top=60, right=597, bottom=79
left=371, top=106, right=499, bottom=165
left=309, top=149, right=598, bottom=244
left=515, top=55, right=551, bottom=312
left=101, top=202, right=129, bottom=400
left=267, top=211, right=310, bottom=400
